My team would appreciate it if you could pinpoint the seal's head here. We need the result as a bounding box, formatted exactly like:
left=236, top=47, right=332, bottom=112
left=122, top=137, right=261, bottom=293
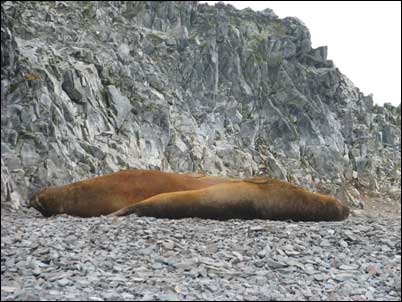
left=28, top=188, right=58, bottom=217
left=310, top=194, right=350, bottom=221
left=303, top=193, right=350, bottom=221
left=244, top=177, right=350, bottom=221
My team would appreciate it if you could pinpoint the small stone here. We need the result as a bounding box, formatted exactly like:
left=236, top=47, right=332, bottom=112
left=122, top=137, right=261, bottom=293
left=320, top=239, right=331, bottom=247
left=1, top=286, right=17, bottom=293
left=394, top=275, right=401, bottom=291
left=257, top=250, right=266, bottom=258
left=140, top=293, right=155, bottom=301
left=381, top=245, right=392, bottom=252
left=57, top=278, right=71, bottom=287
left=304, top=264, right=316, bottom=275
left=339, top=264, right=359, bottom=270
left=350, top=295, right=368, bottom=301
left=232, top=251, right=243, bottom=262
left=175, top=261, right=194, bottom=271
left=162, top=241, right=174, bottom=250
left=249, top=226, right=264, bottom=232
left=205, top=244, right=218, bottom=254
left=333, top=273, right=356, bottom=282
left=77, top=279, right=91, bottom=286
left=314, top=273, right=327, bottom=281
left=255, top=261, right=265, bottom=268
left=366, top=264, right=380, bottom=276
left=151, top=263, right=163, bottom=270
left=121, top=292, right=135, bottom=300
left=265, top=259, right=288, bottom=269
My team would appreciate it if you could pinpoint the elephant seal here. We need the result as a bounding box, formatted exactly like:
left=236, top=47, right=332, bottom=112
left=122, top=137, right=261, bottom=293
left=29, top=170, right=230, bottom=217
left=110, top=177, right=349, bottom=221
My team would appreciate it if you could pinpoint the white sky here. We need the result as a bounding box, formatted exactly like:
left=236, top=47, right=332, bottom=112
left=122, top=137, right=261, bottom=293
left=201, top=1, right=401, bottom=106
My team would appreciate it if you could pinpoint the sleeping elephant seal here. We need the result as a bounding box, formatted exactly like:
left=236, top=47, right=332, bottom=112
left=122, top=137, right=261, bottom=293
left=110, top=177, right=349, bottom=221
left=29, top=170, right=230, bottom=217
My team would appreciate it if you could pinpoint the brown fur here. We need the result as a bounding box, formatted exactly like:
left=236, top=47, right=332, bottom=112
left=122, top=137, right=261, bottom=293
left=29, top=170, right=230, bottom=217
left=110, top=177, right=349, bottom=221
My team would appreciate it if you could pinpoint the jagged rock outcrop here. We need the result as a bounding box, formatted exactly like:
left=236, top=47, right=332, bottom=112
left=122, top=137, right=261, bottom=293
left=1, top=1, right=400, bottom=209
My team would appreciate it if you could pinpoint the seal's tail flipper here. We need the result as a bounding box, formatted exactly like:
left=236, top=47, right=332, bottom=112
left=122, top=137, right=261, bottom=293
left=108, top=205, right=135, bottom=217
left=108, top=189, right=202, bottom=218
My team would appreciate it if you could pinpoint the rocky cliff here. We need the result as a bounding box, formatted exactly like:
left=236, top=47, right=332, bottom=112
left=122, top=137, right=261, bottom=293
left=1, top=1, right=400, bottom=210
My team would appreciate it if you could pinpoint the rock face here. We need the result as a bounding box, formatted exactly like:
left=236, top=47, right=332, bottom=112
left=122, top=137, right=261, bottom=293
left=1, top=1, right=401, bottom=209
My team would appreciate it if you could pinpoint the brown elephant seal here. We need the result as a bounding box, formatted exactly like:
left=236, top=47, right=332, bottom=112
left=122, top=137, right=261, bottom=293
left=29, top=170, right=230, bottom=217
left=110, top=177, right=349, bottom=221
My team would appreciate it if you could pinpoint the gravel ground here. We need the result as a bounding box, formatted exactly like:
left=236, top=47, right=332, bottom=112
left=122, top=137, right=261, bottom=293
left=1, top=208, right=401, bottom=301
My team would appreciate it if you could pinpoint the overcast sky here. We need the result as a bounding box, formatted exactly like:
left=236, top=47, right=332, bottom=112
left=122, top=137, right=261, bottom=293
left=202, top=1, right=401, bottom=106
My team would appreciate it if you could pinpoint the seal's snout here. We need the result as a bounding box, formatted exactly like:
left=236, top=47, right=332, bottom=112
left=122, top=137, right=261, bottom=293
left=29, top=194, right=39, bottom=208
left=28, top=195, right=36, bottom=208
left=29, top=194, right=40, bottom=209
left=29, top=194, right=50, bottom=217
left=336, top=202, right=350, bottom=221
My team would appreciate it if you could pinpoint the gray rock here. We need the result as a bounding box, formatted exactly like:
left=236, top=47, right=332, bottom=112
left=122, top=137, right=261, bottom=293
left=57, top=278, right=71, bottom=287
left=333, top=273, right=358, bottom=282
left=339, top=264, right=359, bottom=270
left=265, top=259, right=288, bottom=269
left=0, top=1, right=400, bottom=210
left=62, top=70, right=83, bottom=103
left=106, top=85, right=132, bottom=129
